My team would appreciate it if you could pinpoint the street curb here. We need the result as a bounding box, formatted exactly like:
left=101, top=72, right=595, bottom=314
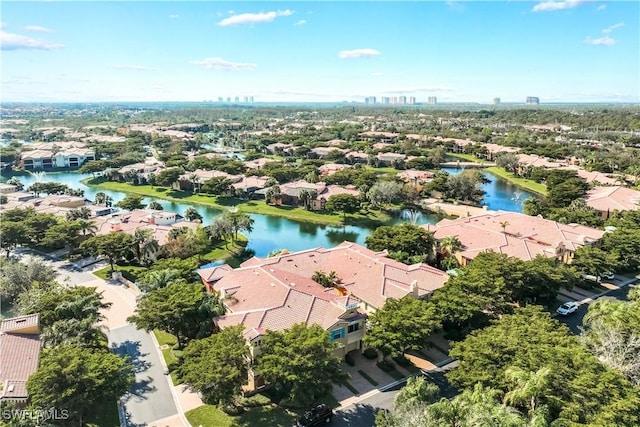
left=149, top=331, right=193, bottom=427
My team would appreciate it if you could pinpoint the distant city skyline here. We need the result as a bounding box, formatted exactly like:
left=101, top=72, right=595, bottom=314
left=1, top=1, right=638, bottom=103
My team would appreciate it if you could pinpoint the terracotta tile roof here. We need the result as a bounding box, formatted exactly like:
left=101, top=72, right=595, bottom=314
left=201, top=242, right=448, bottom=312
left=1, top=314, right=40, bottom=333
left=424, top=211, right=604, bottom=262
left=585, top=186, right=640, bottom=213
left=0, top=333, right=41, bottom=400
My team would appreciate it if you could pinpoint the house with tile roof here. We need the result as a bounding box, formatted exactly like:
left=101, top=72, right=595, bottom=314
left=585, top=186, right=640, bottom=219
left=197, top=241, right=447, bottom=390
left=423, top=211, right=604, bottom=266
left=0, top=314, right=41, bottom=405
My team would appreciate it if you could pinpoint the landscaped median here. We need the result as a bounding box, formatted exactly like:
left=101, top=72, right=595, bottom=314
left=485, top=167, right=548, bottom=196
left=83, top=178, right=392, bottom=227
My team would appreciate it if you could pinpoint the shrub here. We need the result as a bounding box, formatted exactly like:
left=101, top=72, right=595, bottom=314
left=363, top=348, right=378, bottom=359
left=345, top=353, right=356, bottom=366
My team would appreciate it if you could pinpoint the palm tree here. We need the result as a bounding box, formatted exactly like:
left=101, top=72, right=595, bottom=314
left=184, top=207, right=203, bottom=222
left=74, top=219, right=98, bottom=237
left=139, top=269, right=183, bottom=293
left=94, top=192, right=114, bottom=207
left=438, top=235, right=463, bottom=258
left=189, top=174, right=201, bottom=193
left=133, top=228, right=159, bottom=264
left=504, top=366, right=552, bottom=415
left=500, top=221, right=510, bottom=234
left=299, top=189, right=311, bottom=210
left=42, top=318, right=106, bottom=349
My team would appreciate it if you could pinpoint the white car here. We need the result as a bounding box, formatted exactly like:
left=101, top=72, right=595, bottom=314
left=556, top=301, right=579, bottom=315
left=601, top=272, right=615, bottom=280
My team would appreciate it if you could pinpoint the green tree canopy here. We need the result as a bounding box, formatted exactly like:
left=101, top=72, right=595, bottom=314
left=324, top=193, right=361, bottom=220
left=80, top=232, right=136, bottom=272
left=27, top=345, right=134, bottom=426
left=114, top=194, right=146, bottom=211
left=177, top=325, right=249, bottom=407
left=365, top=223, right=436, bottom=264
left=257, top=323, right=348, bottom=407
left=127, top=282, right=224, bottom=348
left=364, top=296, right=441, bottom=358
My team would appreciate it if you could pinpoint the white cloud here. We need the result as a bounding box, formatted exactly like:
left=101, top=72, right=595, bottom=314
left=24, top=25, right=54, bottom=33
left=602, top=22, right=623, bottom=34
left=371, top=72, right=384, bottom=76
left=294, top=20, right=306, bottom=26
left=532, top=0, right=587, bottom=12
left=584, top=35, right=616, bottom=45
left=218, top=10, right=293, bottom=26
left=190, top=57, right=256, bottom=71
left=338, top=48, right=381, bottom=59
left=0, top=30, right=64, bottom=50
left=596, top=4, right=606, bottom=11
left=168, top=14, right=179, bottom=19
left=112, top=65, right=147, bottom=71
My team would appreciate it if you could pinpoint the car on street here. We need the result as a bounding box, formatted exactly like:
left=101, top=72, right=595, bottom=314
left=556, top=301, right=579, bottom=316
left=296, top=404, right=333, bottom=426
left=601, top=272, right=615, bottom=280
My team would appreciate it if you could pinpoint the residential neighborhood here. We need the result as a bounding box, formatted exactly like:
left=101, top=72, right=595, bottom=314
left=1, top=102, right=639, bottom=427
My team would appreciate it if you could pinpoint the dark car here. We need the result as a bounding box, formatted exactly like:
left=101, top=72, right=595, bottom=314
left=296, top=404, right=333, bottom=426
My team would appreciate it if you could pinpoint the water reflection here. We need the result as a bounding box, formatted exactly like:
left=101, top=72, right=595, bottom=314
left=326, top=229, right=360, bottom=246
left=299, top=221, right=319, bottom=237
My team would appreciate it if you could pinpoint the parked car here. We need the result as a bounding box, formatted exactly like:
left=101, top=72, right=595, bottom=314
left=601, top=272, right=615, bottom=280
left=556, top=301, right=579, bottom=316
left=296, top=404, right=333, bottom=426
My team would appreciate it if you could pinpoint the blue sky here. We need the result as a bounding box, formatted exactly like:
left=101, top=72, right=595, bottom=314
left=1, top=1, right=638, bottom=103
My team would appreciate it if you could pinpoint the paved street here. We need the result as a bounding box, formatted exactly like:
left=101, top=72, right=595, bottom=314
left=110, top=325, right=178, bottom=427
left=334, top=362, right=458, bottom=427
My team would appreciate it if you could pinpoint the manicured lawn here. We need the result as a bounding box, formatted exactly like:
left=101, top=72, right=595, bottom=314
left=154, top=329, right=178, bottom=347
left=486, top=167, right=548, bottom=196
left=84, top=178, right=393, bottom=226
left=185, top=402, right=297, bottom=427
left=93, top=264, right=147, bottom=281
left=446, top=152, right=486, bottom=163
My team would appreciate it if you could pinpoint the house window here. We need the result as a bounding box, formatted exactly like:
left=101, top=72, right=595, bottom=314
left=348, top=323, right=360, bottom=333
left=330, top=328, right=344, bottom=341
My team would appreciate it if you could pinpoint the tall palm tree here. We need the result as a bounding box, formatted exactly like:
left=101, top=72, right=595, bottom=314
left=500, top=221, right=510, bottom=234
left=139, top=269, right=183, bottom=293
left=42, top=318, right=106, bottom=349
left=504, top=366, right=552, bottom=415
left=133, top=228, right=159, bottom=264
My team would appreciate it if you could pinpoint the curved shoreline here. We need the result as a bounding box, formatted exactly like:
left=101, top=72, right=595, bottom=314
left=484, top=167, right=548, bottom=196
left=82, top=178, right=394, bottom=227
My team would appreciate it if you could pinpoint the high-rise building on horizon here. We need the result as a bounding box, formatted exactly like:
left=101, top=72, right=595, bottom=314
left=382, top=97, right=390, bottom=104
left=526, top=96, right=540, bottom=105
left=250, top=96, right=254, bottom=103
left=398, top=96, right=407, bottom=105
left=243, top=96, right=249, bottom=103
left=226, top=97, right=231, bottom=103
left=365, top=96, right=377, bottom=105
left=409, top=97, right=416, bottom=105
left=218, top=97, right=223, bottom=103
left=427, top=96, right=437, bottom=105
left=234, top=96, right=240, bottom=103
left=493, top=97, right=501, bottom=105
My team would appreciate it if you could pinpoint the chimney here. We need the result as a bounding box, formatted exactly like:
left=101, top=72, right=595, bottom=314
left=410, top=280, right=419, bottom=296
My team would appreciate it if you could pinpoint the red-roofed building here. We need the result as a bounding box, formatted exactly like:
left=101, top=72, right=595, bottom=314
left=585, top=186, right=640, bottom=219
left=198, top=241, right=447, bottom=390
left=0, top=314, right=41, bottom=405
left=424, top=211, right=605, bottom=266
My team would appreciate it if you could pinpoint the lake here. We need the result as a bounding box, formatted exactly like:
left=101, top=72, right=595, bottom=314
left=2, top=168, right=536, bottom=257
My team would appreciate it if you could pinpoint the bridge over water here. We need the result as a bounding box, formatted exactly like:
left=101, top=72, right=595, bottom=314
left=439, top=161, right=496, bottom=168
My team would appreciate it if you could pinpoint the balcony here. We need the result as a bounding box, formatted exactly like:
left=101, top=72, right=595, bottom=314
left=346, top=329, right=365, bottom=344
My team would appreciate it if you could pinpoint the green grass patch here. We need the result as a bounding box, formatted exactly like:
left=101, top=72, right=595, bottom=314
left=357, top=370, right=379, bottom=386
left=92, top=264, right=147, bottom=282
left=186, top=405, right=234, bottom=427
left=86, top=400, right=120, bottom=426
left=185, top=402, right=297, bottom=427
left=154, top=329, right=178, bottom=347
left=343, top=381, right=359, bottom=394
left=446, top=153, right=486, bottom=163
left=485, top=167, right=548, bottom=196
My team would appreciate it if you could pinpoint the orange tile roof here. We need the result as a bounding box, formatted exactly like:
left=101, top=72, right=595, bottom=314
left=424, top=211, right=604, bottom=262
left=585, top=186, right=640, bottom=213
